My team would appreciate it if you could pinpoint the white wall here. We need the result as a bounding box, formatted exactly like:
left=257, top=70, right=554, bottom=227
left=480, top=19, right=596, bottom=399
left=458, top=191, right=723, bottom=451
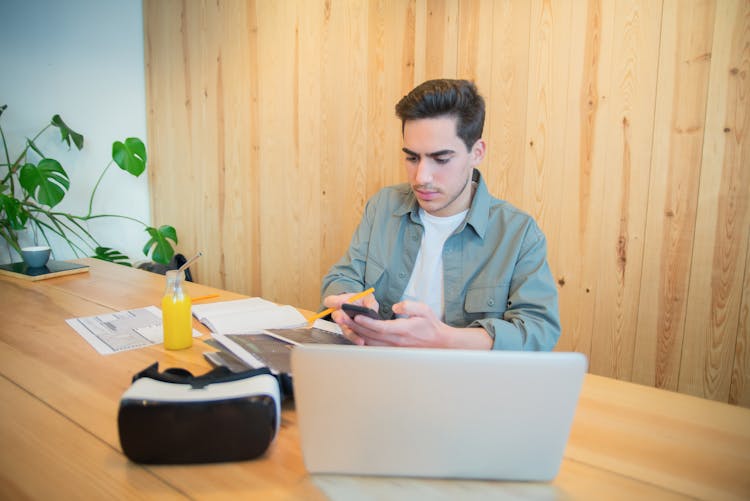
left=0, top=0, right=153, bottom=264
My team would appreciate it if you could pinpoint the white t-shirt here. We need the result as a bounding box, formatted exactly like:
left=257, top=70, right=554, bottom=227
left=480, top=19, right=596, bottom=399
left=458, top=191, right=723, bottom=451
left=402, top=208, right=468, bottom=319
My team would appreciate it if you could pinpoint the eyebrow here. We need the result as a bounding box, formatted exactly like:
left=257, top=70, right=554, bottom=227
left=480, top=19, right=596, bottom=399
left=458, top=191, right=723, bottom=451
left=402, top=147, right=456, bottom=158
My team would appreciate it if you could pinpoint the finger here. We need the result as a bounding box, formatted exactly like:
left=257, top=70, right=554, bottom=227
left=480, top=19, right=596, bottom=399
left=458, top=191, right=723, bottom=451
left=330, top=311, right=364, bottom=345
left=343, top=329, right=366, bottom=345
left=323, top=294, right=346, bottom=309
left=350, top=316, right=407, bottom=346
left=392, top=300, right=434, bottom=318
left=332, top=309, right=355, bottom=327
left=345, top=315, right=387, bottom=342
left=336, top=310, right=370, bottom=338
left=361, top=296, right=380, bottom=311
left=351, top=314, right=384, bottom=332
left=359, top=336, right=390, bottom=347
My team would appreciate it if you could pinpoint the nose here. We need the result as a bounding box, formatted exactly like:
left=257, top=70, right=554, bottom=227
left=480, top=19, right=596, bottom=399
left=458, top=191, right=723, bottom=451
left=414, top=158, right=433, bottom=185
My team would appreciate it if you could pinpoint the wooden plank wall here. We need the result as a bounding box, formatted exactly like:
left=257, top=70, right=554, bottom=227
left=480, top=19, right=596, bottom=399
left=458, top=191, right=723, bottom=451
left=143, top=0, right=750, bottom=406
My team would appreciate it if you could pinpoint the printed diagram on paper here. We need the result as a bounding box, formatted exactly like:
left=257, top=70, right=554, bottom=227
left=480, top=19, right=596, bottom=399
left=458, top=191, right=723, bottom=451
left=66, top=306, right=200, bottom=355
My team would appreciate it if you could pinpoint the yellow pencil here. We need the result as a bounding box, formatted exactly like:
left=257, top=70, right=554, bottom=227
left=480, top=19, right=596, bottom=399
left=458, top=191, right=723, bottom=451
left=307, top=287, right=375, bottom=323
left=192, top=294, right=220, bottom=302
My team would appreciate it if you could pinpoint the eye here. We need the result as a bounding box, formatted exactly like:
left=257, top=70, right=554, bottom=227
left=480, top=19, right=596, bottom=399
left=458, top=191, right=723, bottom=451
left=405, top=155, right=419, bottom=163
left=434, top=157, right=451, bottom=165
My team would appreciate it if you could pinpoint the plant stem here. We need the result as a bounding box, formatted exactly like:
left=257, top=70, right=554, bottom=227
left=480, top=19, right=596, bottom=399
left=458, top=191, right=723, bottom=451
left=58, top=213, right=101, bottom=244
left=27, top=201, right=149, bottom=229
left=32, top=217, right=91, bottom=256
left=26, top=205, right=99, bottom=244
left=87, top=160, right=112, bottom=217
left=0, top=225, right=21, bottom=255
left=11, top=124, right=53, bottom=171
left=1, top=122, right=53, bottom=192
left=0, top=123, right=12, bottom=186
left=34, top=220, right=53, bottom=249
left=80, top=213, right=148, bottom=226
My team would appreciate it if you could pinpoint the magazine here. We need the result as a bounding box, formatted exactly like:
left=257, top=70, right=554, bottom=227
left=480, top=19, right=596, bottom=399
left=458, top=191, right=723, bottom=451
left=211, top=319, right=351, bottom=374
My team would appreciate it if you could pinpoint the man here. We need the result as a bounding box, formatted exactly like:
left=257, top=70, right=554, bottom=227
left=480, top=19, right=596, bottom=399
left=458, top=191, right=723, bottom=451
left=320, top=79, right=560, bottom=350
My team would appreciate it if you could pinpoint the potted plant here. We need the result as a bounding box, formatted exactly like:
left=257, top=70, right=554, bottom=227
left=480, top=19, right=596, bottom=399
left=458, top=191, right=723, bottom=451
left=0, top=104, right=178, bottom=266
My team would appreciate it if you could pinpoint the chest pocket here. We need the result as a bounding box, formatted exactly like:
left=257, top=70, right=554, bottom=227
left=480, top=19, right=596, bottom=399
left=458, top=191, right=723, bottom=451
left=364, top=260, right=386, bottom=289
left=463, top=284, right=510, bottom=321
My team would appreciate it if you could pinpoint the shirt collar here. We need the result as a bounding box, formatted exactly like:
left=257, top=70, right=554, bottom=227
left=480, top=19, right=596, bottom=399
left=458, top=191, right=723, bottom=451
left=395, top=169, right=491, bottom=239
left=464, top=169, right=490, bottom=239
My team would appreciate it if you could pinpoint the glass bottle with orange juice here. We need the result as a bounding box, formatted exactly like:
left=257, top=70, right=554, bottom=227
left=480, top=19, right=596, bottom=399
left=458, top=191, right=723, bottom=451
left=162, top=269, right=192, bottom=350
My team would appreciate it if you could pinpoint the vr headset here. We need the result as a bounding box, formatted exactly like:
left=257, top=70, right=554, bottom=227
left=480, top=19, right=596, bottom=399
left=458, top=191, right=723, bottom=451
left=118, top=362, right=280, bottom=464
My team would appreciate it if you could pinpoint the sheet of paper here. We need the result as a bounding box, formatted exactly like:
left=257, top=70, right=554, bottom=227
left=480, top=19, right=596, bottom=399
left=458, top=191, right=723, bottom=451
left=66, top=306, right=201, bottom=355
left=312, top=318, right=342, bottom=333
left=191, top=297, right=277, bottom=322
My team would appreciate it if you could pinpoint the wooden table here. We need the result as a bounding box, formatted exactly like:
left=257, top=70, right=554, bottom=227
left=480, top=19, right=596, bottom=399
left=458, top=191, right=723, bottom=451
left=1, top=258, right=748, bottom=500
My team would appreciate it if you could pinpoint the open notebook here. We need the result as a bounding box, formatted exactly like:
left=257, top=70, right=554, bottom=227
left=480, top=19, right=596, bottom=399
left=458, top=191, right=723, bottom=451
left=291, top=345, right=587, bottom=481
left=192, top=297, right=308, bottom=334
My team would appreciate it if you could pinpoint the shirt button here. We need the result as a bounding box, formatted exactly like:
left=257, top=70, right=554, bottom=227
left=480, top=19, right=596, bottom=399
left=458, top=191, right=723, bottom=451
left=487, top=298, right=495, bottom=306
left=399, top=272, right=407, bottom=278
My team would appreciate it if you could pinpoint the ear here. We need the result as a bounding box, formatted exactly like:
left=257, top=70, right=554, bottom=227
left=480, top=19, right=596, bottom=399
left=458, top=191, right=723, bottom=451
left=470, top=139, right=486, bottom=166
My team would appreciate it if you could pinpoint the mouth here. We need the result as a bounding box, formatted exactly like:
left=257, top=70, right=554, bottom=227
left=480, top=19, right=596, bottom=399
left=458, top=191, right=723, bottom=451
left=414, top=187, right=440, bottom=201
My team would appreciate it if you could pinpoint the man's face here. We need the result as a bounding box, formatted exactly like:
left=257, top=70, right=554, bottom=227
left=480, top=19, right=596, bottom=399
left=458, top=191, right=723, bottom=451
left=402, top=116, right=485, bottom=217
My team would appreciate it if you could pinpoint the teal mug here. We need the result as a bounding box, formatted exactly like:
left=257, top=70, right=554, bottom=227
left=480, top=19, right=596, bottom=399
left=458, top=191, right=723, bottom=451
left=21, top=246, right=51, bottom=268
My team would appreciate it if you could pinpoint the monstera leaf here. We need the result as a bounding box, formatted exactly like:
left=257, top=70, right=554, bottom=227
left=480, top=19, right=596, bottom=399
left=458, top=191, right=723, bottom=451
left=94, top=246, right=132, bottom=266
left=112, top=137, right=146, bottom=177
left=0, top=193, right=29, bottom=229
left=19, top=158, right=70, bottom=207
left=143, top=225, right=178, bottom=265
left=51, top=114, right=84, bottom=150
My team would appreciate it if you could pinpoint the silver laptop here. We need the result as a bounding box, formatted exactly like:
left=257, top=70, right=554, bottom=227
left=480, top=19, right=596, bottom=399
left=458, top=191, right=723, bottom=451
left=291, top=345, right=587, bottom=481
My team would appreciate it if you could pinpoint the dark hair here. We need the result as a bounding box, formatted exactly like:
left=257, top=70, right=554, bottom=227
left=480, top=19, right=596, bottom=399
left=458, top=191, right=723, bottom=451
left=395, top=79, right=485, bottom=150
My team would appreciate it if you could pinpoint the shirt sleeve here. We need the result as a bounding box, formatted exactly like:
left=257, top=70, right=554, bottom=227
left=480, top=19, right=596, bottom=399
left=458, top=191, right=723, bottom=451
left=472, top=224, right=561, bottom=351
left=319, top=197, right=376, bottom=301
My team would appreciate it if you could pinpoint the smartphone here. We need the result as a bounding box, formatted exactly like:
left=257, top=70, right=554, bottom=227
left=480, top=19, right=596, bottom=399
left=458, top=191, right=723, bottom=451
left=341, top=303, right=381, bottom=320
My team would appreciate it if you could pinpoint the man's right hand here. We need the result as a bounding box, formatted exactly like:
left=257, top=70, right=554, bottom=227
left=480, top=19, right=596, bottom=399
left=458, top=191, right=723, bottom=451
left=323, top=292, right=380, bottom=345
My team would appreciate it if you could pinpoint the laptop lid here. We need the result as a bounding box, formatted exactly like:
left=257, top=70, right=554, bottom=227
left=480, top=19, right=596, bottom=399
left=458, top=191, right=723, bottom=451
left=291, top=345, right=587, bottom=481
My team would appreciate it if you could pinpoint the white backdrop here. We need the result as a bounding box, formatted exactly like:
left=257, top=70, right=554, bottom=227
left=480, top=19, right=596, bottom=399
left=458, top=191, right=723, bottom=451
left=0, top=0, right=153, bottom=265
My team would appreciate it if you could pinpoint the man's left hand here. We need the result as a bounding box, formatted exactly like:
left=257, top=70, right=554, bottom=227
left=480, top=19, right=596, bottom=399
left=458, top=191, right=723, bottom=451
left=347, top=300, right=447, bottom=347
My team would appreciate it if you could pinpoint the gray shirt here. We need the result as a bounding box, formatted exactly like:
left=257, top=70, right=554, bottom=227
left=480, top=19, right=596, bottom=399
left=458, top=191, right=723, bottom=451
left=320, top=169, right=561, bottom=351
